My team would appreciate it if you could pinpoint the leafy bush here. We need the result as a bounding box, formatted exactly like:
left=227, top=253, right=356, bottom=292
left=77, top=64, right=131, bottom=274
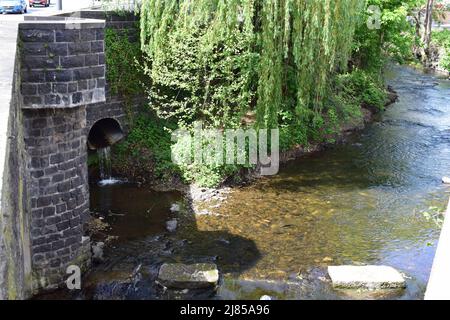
left=113, top=115, right=177, bottom=180
left=432, top=30, right=450, bottom=72
left=105, top=26, right=146, bottom=99
left=114, top=115, right=252, bottom=187
left=334, top=69, right=387, bottom=112
left=170, top=128, right=250, bottom=187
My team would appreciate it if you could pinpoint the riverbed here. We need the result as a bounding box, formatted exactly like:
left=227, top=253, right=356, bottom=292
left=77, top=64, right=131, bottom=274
left=38, top=64, right=450, bottom=300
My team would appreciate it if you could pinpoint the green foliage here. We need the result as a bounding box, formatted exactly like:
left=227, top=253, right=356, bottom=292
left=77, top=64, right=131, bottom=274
left=171, top=129, right=250, bottom=187
left=120, top=0, right=409, bottom=187
left=352, top=0, right=420, bottom=74
left=140, top=0, right=365, bottom=132
left=105, top=27, right=145, bottom=99
left=114, top=115, right=252, bottom=187
left=335, top=69, right=387, bottom=112
left=432, top=29, right=450, bottom=72
left=113, top=115, right=177, bottom=179
left=140, top=0, right=258, bottom=128
left=277, top=67, right=386, bottom=151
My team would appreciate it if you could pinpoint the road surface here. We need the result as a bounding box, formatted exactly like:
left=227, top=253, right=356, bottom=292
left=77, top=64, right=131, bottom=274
left=0, top=0, right=99, bottom=21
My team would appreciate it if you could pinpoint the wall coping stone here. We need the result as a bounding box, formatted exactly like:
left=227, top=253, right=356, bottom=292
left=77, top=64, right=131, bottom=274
left=19, top=16, right=106, bottom=109
left=21, top=16, right=105, bottom=30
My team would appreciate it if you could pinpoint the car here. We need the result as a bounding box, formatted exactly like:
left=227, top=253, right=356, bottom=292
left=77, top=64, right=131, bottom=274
left=0, top=0, right=27, bottom=14
left=28, top=0, right=50, bottom=7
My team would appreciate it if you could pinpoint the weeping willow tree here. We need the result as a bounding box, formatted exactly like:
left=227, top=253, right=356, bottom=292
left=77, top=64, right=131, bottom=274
left=140, top=0, right=365, bottom=133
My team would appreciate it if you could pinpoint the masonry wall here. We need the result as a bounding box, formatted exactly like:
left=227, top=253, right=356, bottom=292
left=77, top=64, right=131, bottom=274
left=20, top=20, right=106, bottom=108
left=22, top=108, right=90, bottom=290
left=1, top=11, right=142, bottom=298
left=58, top=10, right=144, bottom=134
left=0, top=23, right=33, bottom=299
left=18, top=18, right=106, bottom=292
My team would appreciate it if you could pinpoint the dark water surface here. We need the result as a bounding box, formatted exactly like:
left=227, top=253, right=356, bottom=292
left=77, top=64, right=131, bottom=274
left=41, top=65, right=450, bottom=300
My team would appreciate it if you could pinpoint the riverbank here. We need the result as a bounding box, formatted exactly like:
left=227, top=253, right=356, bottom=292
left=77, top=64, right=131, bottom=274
left=418, top=29, right=450, bottom=77
left=83, top=83, right=399, bottom=290
left=102, top=85, right=398, bottom=216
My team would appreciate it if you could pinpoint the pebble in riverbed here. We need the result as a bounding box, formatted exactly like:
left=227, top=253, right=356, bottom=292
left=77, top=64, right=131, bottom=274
left=188, top=185, right=233, bottom=215
left=190, top=186, right=232, bottom=202
left=92, top=242, right=105, bottom=262
left=166, top=219, right=178, bottom=233
left=170, top=203, right=181, bottom=213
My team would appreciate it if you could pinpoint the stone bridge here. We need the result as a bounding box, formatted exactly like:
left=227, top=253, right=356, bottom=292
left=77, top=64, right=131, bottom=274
left=0, top=11, right=140, bottom=299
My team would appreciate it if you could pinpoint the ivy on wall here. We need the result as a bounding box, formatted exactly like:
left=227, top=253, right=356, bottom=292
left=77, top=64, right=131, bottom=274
left=105, top=25, right=146, bottom=123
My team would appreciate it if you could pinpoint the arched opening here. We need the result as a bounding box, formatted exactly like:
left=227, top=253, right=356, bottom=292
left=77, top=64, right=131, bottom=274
left=88, top=118, right=124, bottom=150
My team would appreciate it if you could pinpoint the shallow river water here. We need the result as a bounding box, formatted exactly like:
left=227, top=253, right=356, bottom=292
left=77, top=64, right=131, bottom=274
left=40, top=64, right=450, bottom=300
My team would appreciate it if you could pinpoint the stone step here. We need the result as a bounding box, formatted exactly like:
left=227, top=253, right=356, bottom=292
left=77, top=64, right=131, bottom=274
left=328, top=265, right=406, bottom=290
left=157, top=263, right=219, bottom=289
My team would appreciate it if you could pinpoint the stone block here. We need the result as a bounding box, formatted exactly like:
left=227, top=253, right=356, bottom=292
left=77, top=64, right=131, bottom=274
left=157, top=263, right=220, bottom=289
left=47, top=43, right=68, bottom=56
left=20, top=29, right=55, bottom=42
left=68, top=42, right=91, bottom=55
left=61, top=55, right=85, bottom=68
left=55, top=29, right=79, bottom=42
left=90, top=41, right=104, bottom=53
left=328, top=266, right=406, bottom=290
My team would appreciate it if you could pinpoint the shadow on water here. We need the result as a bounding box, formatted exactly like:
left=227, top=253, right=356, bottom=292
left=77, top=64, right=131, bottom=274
left=37, top=180, right=261, bottom=300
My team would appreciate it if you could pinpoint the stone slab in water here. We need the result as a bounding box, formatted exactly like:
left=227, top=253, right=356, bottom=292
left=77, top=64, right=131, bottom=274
left=157, top=263, right=219, bottom=289
left=442, top=177, right=450, bottom=184
left=328, top=266, right=406, bottom=290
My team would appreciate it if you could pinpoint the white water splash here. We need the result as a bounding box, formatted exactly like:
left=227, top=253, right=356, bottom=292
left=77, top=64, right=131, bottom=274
left=97, top=147, right=124, bottom=186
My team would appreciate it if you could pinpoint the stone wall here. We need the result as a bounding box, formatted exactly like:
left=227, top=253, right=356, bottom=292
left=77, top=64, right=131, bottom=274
left=57, top=10, right=143, bottom=134
left=1, top=10, right=144, bottom=299
left=17, top=17, right=106, bottom=292
left=19, top=19, right=106, bottom=109
left=0, top=22, right=32, bottom=300
left=22, top=107, right=90, bottom=290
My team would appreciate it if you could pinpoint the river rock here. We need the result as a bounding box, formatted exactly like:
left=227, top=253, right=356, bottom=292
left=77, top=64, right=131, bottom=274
left=328, top=266, right=406, bottom=290
left=170, top=203, right=181, bottom=213
left=92, top=242, right=105, bottom=262
left=442, top=177, right=450, bottom=184
left=157, top=263, right=219, bottom=289
left=166, top=219, right=178, bottom=233
left=260, top=295, right=273, bottom=300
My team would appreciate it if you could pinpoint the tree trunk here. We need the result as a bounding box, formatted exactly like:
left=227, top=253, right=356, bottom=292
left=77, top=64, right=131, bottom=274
left=422, top=0, right=434, bottom=61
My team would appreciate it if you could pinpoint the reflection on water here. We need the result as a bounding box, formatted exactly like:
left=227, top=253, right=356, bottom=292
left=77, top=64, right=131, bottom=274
left=90, top=184, right=182, bottom=241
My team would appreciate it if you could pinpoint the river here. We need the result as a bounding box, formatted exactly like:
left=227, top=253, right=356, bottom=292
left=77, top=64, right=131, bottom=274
left=38, top=64, right=450, bottom=300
